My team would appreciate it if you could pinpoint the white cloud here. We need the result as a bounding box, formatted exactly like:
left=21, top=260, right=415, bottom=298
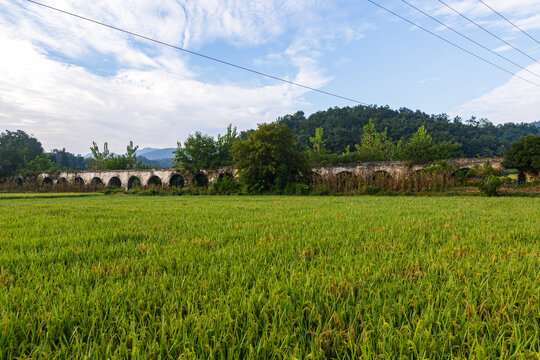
left=0, top=0, right=356, bottom=153
left=0, top=33, right=319, bottom=154
left=451, top=62, right=540, bottom=124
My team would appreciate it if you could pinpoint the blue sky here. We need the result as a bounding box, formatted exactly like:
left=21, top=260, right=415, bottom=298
left=1, top=0, right=539, bottom=154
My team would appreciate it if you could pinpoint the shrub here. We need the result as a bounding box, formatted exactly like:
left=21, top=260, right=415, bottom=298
left=211, top=175, right=241, bottom=195
left=478, top=175, right=502, bottom=197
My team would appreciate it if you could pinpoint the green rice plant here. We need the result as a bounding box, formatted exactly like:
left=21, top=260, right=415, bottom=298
left=0, top=195, right=538, bottom=359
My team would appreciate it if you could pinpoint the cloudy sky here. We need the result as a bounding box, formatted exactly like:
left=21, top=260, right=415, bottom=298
left=1, top=0, right=539, bottom=154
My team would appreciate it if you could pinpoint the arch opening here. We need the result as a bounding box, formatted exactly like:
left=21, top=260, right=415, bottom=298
left=57, top=177, right=68, bottom=185
left=16, top=177, right=23, bottom=186
left=169, top=174, right=184, bottom=188
left=42, top=177, right=53, bottom=186
left=372, top=170, right=392, bottom=179
left=218, top=172, right=234, bottom=179
left=193, top=173, right=209, bottom=187
left=91, top=177, right=104, bottom=186
left=108, top=177, right=122, bottom=188
left=335, top=171, right=353, bottom=178
left=74, top=177, right=85, bottom=185
left=147, top=176, right=162, bottom=186
left=128, top=176, right=141, bottom=189
left=451, top=168, right=473, bottom=184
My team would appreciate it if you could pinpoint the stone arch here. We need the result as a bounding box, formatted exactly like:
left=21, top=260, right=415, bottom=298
left=128, top=176, right=141, bottom=189
left=57, top=177, right=68, bottom=185
left=451, top=168, right=471, bottom=178
left=451, top=168, right=472, bottom=184
left=169, top=174, right=184, bottom=188
left=42, top=177, right=53, bottom=186
left=372, top=170, right=392, bottom=179
left=16, top=177, right=23, bottom=186
left=147, top=175, right=162, bottom=186
left=193, top=173, right=209, bottom=187
left=218, top=172, right=234, bottom=179
left=335, top=171, right=353, bottom=178
left=74, top=177, right=85, bottom=185
left=311, top=172, right=323, bottom=185
left=91, top=177, right=104, bottom=186
left=108, top=177, right=122, bottom=188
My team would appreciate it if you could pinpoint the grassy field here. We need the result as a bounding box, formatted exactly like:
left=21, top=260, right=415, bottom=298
left=0, top=194, right=538, bottom=359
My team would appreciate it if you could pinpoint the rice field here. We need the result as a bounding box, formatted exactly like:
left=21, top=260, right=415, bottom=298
left=0, top=194, right=539, bottom=359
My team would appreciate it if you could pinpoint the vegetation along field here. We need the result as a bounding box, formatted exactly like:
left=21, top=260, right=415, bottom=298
left=0, top=194, right=539, bottom=359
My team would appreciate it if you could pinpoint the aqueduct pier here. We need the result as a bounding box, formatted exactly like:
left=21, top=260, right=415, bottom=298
left=34, top=158, right=507, bottom=189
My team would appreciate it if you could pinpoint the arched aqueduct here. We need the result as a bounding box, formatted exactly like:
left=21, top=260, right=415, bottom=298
left=34, top=158, right=508, bottom=189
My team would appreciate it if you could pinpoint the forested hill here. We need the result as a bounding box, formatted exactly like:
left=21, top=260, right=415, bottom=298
left=277, top=106, right=539, bottom=158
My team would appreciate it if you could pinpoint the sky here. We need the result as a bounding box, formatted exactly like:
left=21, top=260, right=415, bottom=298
left=1, top=0, right=540, bottom=154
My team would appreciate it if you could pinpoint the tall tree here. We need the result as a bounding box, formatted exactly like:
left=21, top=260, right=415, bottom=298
left=232, top=123, right=310, bottom=192
left=215, top=124, right=239, bottom=166
left=502, top=134, right=540, bottom=177
left=87, top=142, right=110, bottom=170
left=174, top=132, right=218, bottom=172
left=0, top=130, right=43, bottom=177
left=354, top=120, right=393, bottom=161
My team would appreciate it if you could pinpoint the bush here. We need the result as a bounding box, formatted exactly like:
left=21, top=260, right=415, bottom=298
left=478, top=175, right=502, bottom=197
left=211, top=175, right=241, bottom=195
left=363, top=185, right=382, bottom=195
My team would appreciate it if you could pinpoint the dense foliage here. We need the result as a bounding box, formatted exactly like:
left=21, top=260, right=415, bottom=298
left=173, top=125, right=238, bottom=172
left=502, top=134, right=540, bottom=176
left=305, top=122, right=462, bottom=164
left=87, top=141, right=149, bottom=170
left=0, top=130, right=44, bottom=177
left=278, top=106, right=539, bottom=157
left=0, top=130, right=86, bottom=177
left=232, top=123, right=310, bottom=192
left=0, top=195, right=538, bottom=358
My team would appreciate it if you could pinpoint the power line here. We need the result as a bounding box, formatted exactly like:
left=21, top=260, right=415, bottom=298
left=477, top=0, right=540, bottom=46
left=366, top=0, right=540, bottom=88
left=400, top=0, right=540, bottom=79
left=438, top=0, right=540, bottom=64
left=23, top=0, right=370, bottom=106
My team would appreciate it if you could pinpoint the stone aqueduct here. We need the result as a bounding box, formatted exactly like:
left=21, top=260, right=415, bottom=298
left=36, top=158, right=504, bottom=189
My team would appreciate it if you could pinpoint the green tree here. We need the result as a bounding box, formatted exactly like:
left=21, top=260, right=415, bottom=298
left=0, top=130, right=44, bottom=177
left=354, top=120, right=393, bottom=161
left=305, top=127, right=331, bottom=163
left=400, top=126, right=461, bottom=163
left=125, top=141, right=139, bottom=169
left=103, top=142, right=148, bottom=170
left=20, top=154, right=57, bottom=176
left=49, top=148, right=87, bottom=170
left=232, top=123, right=310, bottom=192
left=215, top=124, right=239, bottom=166
left=87, top=142, right=110, bottom=170
left=502, top=134, right=540, bottom=177
left=174, top=132, right=217, bottom=172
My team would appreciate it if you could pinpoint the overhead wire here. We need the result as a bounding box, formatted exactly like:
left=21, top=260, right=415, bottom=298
left=366, top=0, right=540, bottom=88
left=400, top=0, right=540, bottom=79
left=477, top=0, right=540, bottom=46
left=23, top=0, right=370, bottom=106
left=438, top=0, right=540, bottom=64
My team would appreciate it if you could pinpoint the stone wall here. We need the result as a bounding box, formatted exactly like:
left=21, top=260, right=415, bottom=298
left=37, top=158, right=505, bottom=188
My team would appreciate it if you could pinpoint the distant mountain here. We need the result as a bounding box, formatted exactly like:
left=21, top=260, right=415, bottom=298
left=138, top=156, right=173, bottom=168
left=135, top=147, right=175, bottom=160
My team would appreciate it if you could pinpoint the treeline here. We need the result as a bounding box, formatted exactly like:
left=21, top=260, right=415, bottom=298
left=0, top=131, right=172, bottom=178
left=0, top=130, right=86, bottom=178
left=276, top=106, right=539, bottom=158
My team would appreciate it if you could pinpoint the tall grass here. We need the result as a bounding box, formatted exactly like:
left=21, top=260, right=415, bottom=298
left=313, top=171, right=451, bottom=193
left=0, top=195, right=538, bottom=358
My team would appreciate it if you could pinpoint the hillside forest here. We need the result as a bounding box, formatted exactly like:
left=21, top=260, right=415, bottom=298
left=1, top=105, right=538, bottom=180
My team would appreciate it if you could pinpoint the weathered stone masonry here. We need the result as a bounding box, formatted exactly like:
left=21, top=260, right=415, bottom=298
left=38, top=158, right=506, bottom=189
